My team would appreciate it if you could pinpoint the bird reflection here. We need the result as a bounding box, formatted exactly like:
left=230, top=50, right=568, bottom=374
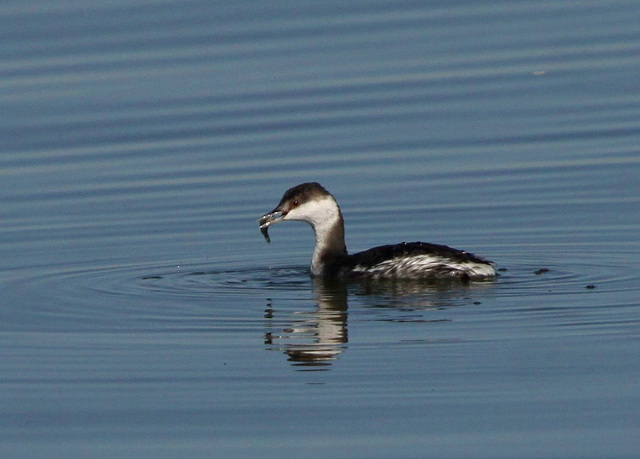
left=264, top=278, right=348, bottom=369
left=264, top=276, right=495, bottom=369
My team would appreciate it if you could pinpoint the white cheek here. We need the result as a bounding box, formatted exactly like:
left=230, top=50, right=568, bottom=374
left=283, top=206, right=307, bottom=222
left=285, top=198, right=336, bottom=226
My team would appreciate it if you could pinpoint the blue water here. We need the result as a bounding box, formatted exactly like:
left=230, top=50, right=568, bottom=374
left=2, top=1, right=640, bottom=457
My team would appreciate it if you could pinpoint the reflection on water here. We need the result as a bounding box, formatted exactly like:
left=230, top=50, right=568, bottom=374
left=264, top=275, right=497, bottom=369
left=350, top=275, right=497, bottom=310
left=265, top=279, right=349, bottom=369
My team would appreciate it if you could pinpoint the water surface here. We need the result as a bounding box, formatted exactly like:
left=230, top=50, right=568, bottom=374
left=2, top=0, right=640, bottom=457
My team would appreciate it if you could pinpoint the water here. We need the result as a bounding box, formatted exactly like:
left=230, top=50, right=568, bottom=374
left=2, top=0, right=640, bottom=457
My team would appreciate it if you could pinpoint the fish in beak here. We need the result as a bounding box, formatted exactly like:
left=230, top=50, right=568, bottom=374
left=258, top=209, right=286, bottom=243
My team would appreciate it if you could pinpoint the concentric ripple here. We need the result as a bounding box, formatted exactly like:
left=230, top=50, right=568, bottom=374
left=4, top=243, right=639, bottom=335
left=2, top=261, right=312, bottom=333
left=493, top=245, right=640, bottom=297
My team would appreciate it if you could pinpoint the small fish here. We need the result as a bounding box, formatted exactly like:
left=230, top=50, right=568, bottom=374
left=260, top=224, right=271, bottom=243
left=258, top=210, right=284, bottom=244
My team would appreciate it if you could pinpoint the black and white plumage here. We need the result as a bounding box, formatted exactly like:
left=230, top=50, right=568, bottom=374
left=259, top=182, right=496, bottom=281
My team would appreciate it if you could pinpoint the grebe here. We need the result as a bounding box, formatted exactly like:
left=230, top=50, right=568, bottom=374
left=258, top=182, right=496, bottom=281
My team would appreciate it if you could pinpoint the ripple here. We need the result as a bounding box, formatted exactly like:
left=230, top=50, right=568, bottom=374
left=4, top=242, right=639, bottom=334
left=136, top=263, right=311, bottom=297
left=43, top=261, right=309, bottom=297
left=493, top=245, right=640, bottom=298
left=3, top=260, right=311, bottom=333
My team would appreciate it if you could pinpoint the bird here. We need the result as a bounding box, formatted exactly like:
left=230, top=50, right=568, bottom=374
left=259, top=182, right=496, bottom=281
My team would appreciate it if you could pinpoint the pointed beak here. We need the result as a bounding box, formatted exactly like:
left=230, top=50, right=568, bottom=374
left=258, top=209, right=286, bottom=243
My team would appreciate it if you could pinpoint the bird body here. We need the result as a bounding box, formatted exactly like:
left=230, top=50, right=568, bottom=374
left=259, top=182, right=495, bottom=281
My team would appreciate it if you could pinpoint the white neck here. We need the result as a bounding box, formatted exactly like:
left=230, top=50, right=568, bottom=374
left=310, top=207, right=345, bottom=276
left=285, top=196, right=347, bottom=276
